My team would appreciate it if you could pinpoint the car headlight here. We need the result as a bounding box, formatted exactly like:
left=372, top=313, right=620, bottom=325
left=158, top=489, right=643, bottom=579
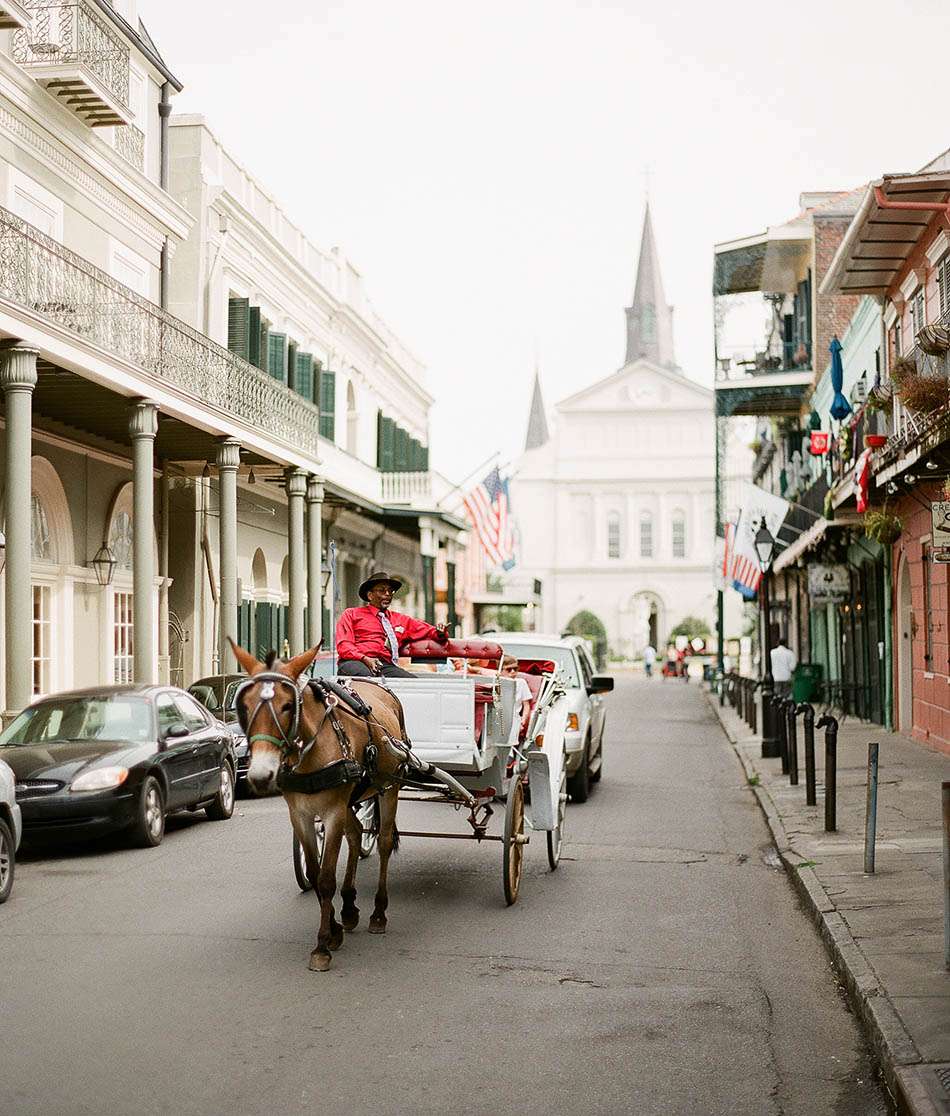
left=566, top=713, right=579, bottom=731
left=70, top=766, right=129, bottom=792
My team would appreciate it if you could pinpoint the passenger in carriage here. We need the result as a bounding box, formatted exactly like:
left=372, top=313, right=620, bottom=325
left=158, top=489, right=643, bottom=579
left=500, top=656, right=533, bottom=724
left=335, top=571, right=448, bottom=679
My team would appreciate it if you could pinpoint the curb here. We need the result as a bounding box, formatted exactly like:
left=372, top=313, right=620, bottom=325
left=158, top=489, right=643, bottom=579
left=704, top=692, right=934, bottom=1116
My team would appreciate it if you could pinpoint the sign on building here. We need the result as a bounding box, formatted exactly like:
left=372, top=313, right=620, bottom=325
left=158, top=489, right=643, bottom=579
left=808, top=564, right=850, bottom=605
left=931, top=501, right=950, bottom=548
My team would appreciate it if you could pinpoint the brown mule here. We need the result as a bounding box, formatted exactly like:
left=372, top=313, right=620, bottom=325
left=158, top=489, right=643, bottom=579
left=229, top=639, right=408, bottom=971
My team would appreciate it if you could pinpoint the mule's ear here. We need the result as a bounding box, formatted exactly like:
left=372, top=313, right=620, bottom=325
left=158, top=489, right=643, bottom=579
left=229, top=637, right=264, bottom=676
left=284, top=643, right=321, bottom=679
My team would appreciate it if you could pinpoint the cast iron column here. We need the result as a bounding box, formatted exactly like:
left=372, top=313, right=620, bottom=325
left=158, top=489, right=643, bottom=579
left=130, top=400, right=159, bottom=683
left=306, top=476, right=325, bottom=649
left=760, top=567, right=779, bottom=757
left=285, top=467, right=307, bottom=654
left=0, top=346, right=37, bottom=719
left=216, top=439, right=240, bottom=673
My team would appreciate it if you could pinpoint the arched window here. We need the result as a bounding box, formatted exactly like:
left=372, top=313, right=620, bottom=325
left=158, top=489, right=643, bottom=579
left=607, top=512, right=621, bottom=559
left=672, top=509, right=686, bottom=558
left=346, top=380, right=358, bottom=455
left=639, top=511, right=653, bottom=558
left=31, top=495, right=51, bottom=561
left=109, top=511, right=133, bottom=570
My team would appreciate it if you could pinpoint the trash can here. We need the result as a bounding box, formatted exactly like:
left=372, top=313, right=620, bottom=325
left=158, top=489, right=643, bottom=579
left=792, top=663, right=822, bottom=703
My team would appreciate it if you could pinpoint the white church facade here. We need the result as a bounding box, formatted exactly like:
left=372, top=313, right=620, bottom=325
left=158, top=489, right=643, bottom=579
left=512, top=205, right=745, bottom=657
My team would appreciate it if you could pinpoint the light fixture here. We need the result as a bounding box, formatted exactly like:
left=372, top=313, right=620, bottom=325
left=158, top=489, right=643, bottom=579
left=202, top=462, right=211, bottom=479
left=886, top=481, right=898, bottom=496
left=91, top=542, right=116, bottom=586
left=248, top=467, right=256, bottom=485
left=905, top=473, right=917, bottom=485
left=926, top=460, right=939, bottom=471
left=754, top=521, right=776, bottom=573
left=322, top=557, right=333, bottom=593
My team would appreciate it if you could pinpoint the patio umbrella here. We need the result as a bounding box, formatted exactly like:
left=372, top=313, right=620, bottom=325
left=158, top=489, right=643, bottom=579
left=829, top=336, right=853, bottom=421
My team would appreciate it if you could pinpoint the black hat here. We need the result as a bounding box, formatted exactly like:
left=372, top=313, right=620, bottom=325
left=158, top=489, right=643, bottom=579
left=359, top=571, right=403, bottom=601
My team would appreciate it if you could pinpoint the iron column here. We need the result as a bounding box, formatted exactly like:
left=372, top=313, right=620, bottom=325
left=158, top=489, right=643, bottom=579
left=285, top=467, right=307, bottom=654
left=129, top=400, right=159, bottom=683
left=306, top=476, right=325, bottom=649
left=216, top=439, right=240, bottom=673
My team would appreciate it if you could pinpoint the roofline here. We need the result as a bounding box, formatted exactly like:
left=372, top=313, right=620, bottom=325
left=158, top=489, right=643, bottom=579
left=818, top=183, right=875, bottom=296
left=89, top=0, right=184, bottom=91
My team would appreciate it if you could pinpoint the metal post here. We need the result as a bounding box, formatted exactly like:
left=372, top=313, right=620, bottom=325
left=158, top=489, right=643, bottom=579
left=864, top=742, right=880, bottom=874
left=777, top=695, right=789, bottom=774
left=942, top=782, right=949, bottom=971
left=306, top=477, right=324, bottom=649
left=216, top=439, right=240, bottom=675
left=798, top=703, right=816, bottom=806
left=760, top=569, right=778, bottom=757
left=285, top=468, right=307, bottom=654
left=787, top=700, right=799, bottom=786
left=750, top=683, right=757, bottom=735
left=129, top=400, right=159, bottom=683
left=327, top=539, right=338, bottom=673
left=817, top=714, right=838, bottom=832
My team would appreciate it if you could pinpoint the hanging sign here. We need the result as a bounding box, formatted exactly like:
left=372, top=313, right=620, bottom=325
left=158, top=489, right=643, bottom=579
left=931, top=502, right=950, bottom=547
left=932, top=547, right=950, bottom=564
left=808, top=563, right=850, bottom=605
left=809, top=432, right=829, bottom=455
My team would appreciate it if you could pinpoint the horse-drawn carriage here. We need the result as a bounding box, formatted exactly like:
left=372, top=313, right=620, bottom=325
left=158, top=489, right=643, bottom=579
left=291, top=637, right=571, bottom=906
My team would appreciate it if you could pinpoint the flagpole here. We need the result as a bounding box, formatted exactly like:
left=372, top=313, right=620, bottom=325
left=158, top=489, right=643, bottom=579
left=436, top=450, right=503, bottom=510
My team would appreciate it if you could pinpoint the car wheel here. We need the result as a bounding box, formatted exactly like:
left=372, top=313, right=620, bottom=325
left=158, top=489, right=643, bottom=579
left=0, top=817, right=15, bottom=904
left=205, top=763, right=235, bottom=821
left=567, top=739, right=590, bottom=803
left=131, top=776, right=165, bottom=848
left=590, top=724, right=605, bottom=784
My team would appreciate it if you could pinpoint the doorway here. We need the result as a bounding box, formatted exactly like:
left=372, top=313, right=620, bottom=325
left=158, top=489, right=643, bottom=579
left=897, top=555, right=913, bottom=733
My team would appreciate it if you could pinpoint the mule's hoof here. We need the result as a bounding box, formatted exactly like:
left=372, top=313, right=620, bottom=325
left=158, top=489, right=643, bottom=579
left=309, top=951, right=332, bottom=972
left=328, top=931, right=345, bottom=952
left=368, top=920, right=387, bottom=935
left=342, top=912, right=360, bottom=932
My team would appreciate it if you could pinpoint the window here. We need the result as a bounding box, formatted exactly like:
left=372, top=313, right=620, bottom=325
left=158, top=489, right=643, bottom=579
left=672, top=511, right=686, bottom=558
left=113, top=591, right=134, bottom=683
left=892, top=319, right=902, bottom=360
left=939, top=256, right=950, bottom=318
left=346, top=381, right=358, bottom=454
left=109, top=511, right=133, bottom=570
left=156, top=693, right=181, bottom=737
left=31, top=495, right=51, bottom=560
left=319, top=368, right=336, bottom=441
left=639, top=512, right=653, bottom=558
left=910, top=289, right=926, bottom=336
left=174, top=694, right=209, bottom=731
left=32, top=585, right=51, bottom=696
left=607, top=512, right=621, bottom=559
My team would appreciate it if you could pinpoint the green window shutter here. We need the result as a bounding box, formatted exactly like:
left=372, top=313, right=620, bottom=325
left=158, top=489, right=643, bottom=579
left=248, top=306, right=262, bottom=368
left=258, top=318, right=270, bottom=373
left=421, top=443, right=429, bottom=470
left=377, top=410, right=385, bottom=468
left=286, top=340, right=298, bottom=392
left=268, top=333, right=287, bottom=382
left=295, top=352, right=314, bottom=402
left=396, top=426, right=409, bottom=471
left=319, top=369, right=336, bottom=440
left=227, top=297, right=250, bottom=360
left=381, top=416, right=395, bottom=472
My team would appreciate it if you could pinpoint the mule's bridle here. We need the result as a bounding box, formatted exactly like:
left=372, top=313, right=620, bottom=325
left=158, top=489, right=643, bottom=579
left=233, top=671, right=303, bottom=755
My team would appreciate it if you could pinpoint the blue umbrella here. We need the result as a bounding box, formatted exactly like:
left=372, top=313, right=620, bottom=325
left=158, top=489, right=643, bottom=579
left=829, top=337, right=852, bottom=421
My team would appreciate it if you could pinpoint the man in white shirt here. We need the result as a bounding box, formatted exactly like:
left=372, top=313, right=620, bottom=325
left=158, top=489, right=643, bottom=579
left=643, top=644, right=657, bottom=678
left=770, top=637, right=797, bottom=695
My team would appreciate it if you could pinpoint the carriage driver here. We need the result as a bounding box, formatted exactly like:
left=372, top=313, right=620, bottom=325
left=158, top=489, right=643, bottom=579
left=335, top=571, right=449, bottom=678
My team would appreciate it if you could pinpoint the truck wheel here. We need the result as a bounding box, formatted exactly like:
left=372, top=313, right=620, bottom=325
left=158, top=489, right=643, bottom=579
left=567, top=740, right=590, bottom=803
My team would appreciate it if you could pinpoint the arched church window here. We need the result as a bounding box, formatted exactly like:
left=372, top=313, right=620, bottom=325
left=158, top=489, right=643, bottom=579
left=639, top=511, right=653, bottom=558
left=672, top=510, right=686, bottom=558
left=607, top=512, right=621, bottom=559
left=109, top=510, right=134, bottom=570
left=31, top=495, right=51, bottom=561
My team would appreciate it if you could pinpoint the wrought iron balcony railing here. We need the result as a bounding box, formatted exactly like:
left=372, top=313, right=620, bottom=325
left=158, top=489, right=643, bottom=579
left=716, top=338, right=812, bottom=382
left=113, top=123, right=144, bottom=172
left=0, top=205, right=321, bottom=460
left=12, top=1, right=131, bottom=125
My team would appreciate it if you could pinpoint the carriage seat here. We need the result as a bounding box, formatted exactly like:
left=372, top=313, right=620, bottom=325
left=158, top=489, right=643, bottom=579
left=404, top=637, right=504, bottom=662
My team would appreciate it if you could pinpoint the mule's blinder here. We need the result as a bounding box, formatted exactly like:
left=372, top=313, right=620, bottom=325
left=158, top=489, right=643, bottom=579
left=233, top=671, right=303, bottom=751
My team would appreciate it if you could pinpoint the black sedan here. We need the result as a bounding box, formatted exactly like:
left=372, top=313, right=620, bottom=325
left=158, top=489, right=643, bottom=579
left=187, top=675, right=250, bottom=786
left=0, top=685, right=236, bottom=847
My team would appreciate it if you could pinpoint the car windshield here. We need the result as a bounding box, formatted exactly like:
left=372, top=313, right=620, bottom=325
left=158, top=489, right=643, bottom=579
left=500, top=644, right=580, bottom=687
left=0, top=695, right=153, bottom=746
left=188, top=682, right=222, bottom=712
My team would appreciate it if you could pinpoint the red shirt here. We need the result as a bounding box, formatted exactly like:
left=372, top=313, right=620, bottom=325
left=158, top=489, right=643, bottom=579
left=335, top=606, right=443, bottom=663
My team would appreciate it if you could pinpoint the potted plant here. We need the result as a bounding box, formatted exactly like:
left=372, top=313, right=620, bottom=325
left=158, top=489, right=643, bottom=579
left=896, top=374, right=950, bottom=415
left=864, top=507, right=902, bottom=545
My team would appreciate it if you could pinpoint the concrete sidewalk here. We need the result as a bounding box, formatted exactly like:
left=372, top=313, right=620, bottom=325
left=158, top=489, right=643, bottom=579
left=709, top=692, right=950, bottom=1116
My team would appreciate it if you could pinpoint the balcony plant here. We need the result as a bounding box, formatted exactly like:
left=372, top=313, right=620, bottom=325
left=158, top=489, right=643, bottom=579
left=864, top=506, right=902, bottom=545
left=864, top=433, right=887, bottom=449
left=896, top=373, right=950, bottom=415
left=865, top=386, right=893, bottom=416
left=917, top=322, right=950, bottom=356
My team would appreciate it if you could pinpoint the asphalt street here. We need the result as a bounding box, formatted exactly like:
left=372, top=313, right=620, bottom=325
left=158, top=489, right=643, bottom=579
left=0, top=674, right=892, bottom=1116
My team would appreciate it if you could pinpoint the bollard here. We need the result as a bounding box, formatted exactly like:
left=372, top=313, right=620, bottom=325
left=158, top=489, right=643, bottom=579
left=776, top=696, right=789, bottom=775
left=750, top=682, right=758, bottom=735
left=797, top=703, right=816, bottom=806
left=942, top=782, right=949, bottom=971
left=817, top=714, right=838, bottom=832
left=744, top=678, right=753, bottom=727
left=864, top=742, right=880, bottom=874
left=786, top=700, right=799, bottom=786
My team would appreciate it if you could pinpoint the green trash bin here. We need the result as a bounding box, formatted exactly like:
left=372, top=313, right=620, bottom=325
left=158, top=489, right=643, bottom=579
left=791, top=663, right=822, bottom=703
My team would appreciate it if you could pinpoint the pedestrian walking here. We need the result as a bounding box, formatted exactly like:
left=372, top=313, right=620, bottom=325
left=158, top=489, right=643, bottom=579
left=643, top=643, right=657, bottom=678
left=770, top=636, right=797, bottom=697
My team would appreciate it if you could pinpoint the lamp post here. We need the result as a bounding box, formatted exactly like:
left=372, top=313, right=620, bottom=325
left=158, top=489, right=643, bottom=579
left=755, top=521, right=780, bottom=758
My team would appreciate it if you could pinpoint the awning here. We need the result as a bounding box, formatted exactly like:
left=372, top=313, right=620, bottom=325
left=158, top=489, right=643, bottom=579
left=772, top=513, right=862, bottom=572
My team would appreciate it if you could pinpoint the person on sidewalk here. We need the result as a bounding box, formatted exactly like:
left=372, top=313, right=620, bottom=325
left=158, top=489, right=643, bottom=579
left=643, top=643, right=657, bottom=678
left=335, top=571, right=448, bottom=678
left=770, top=636, right=797, bottom=696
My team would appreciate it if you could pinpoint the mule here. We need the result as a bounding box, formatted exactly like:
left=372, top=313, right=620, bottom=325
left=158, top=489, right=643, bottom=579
left=230, top=640, right=409, bottom=972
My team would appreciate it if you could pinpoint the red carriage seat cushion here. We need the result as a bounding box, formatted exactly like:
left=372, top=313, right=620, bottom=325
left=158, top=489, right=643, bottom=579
left=404, top=637, right=504, bottom=662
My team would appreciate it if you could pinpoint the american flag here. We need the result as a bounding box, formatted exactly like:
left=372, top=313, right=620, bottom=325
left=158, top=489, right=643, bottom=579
left=463, top=467, right=516, bottom=570
left=729, top=483, right=790, bottom=599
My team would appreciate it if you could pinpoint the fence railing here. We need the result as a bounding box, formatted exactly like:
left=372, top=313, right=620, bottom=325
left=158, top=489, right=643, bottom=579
left=380, top=470, right=432, bottom=503
left=12, top=1, right=131, bottom=109
left=113, top=123, right=144, bottom=172
left=0, top=204, right=321, bottom=460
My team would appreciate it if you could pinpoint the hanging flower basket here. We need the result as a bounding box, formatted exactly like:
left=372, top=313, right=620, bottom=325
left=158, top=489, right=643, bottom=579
left=917, top=322, right=950, bottom=355
left=864, top=509, right=902, bottom=545
left=864, top=433, right=887, bottom=449
left=865, top=386, right=893, bottom=415
left=896, top=374, right=950, bottom=415
left=889, top=357, right=919, bottom=386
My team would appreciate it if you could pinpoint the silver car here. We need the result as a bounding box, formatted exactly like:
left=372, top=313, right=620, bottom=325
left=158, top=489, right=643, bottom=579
left=0, top=756, right=22, bottom=903
left=493, top=633, right=613, bottom=803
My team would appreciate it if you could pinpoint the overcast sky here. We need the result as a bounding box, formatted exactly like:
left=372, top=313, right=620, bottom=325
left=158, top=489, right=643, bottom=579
left=144, top=0, right=946, bottom=482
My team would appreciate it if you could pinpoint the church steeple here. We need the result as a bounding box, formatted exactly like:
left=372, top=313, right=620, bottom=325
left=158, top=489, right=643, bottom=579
left=524, top=367, right=549, bottom=450
left=624, top=202, right=676, bottom=369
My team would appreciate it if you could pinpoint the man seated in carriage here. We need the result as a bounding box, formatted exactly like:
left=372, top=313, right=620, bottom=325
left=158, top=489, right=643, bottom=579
left=335, top=571, right=448, bottom=679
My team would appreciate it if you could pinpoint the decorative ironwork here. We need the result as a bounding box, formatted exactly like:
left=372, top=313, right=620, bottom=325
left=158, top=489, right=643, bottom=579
left=113, top=123, right=144, bottom=171
left=0, top=205, right=321, bottom=459
left=12, top=2, right=131, bottom=112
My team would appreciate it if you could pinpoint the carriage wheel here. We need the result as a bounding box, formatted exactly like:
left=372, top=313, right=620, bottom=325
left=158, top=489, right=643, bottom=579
left=503, top=777, right=526, bottom=906
left=546, top=759, right=568, bottom=872
left=292, top=820, right=325, bottom=892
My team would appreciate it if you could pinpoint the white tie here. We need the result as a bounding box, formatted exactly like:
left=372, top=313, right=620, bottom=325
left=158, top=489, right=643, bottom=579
left=379, top=611, right=400, bottom=662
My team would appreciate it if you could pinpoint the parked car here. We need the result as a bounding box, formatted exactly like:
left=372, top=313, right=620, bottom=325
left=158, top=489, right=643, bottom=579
left=0, top=757, right=22, bottom=903
left=0, top=685, right=236, bottom=848
left=188, top=675, right=250, bottom=787
left=489, top=632, right=613, bottom=803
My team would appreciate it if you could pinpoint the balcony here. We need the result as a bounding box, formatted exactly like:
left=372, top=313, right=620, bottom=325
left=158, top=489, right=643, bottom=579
left=0, top=204, right=320, bottom=460
left=12, top=1, right=133, bottom=127
left=714, top=344, right=814, bottom=418
left=113, top=122, right=144, bottom=172
left=381, top=470, right=432, bottom=504
left=0, top=0, right=30, bottom=29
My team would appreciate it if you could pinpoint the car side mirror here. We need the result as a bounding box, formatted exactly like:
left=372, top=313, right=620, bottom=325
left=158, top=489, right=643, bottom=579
left=587, top=676, right=614, bottom=695
left=163, top=722, right=190, bottom=741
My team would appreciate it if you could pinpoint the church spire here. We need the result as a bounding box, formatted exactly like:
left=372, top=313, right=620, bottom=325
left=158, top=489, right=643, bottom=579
left=524, top=367, right=549, bottom=450
left=624, top=202, right=676, bottom=369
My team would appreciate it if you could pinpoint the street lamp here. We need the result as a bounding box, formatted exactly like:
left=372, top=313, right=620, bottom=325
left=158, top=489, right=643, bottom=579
left=91, top=542, right=117, bottom=587
left=755, top=521, right=780, bottom=758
